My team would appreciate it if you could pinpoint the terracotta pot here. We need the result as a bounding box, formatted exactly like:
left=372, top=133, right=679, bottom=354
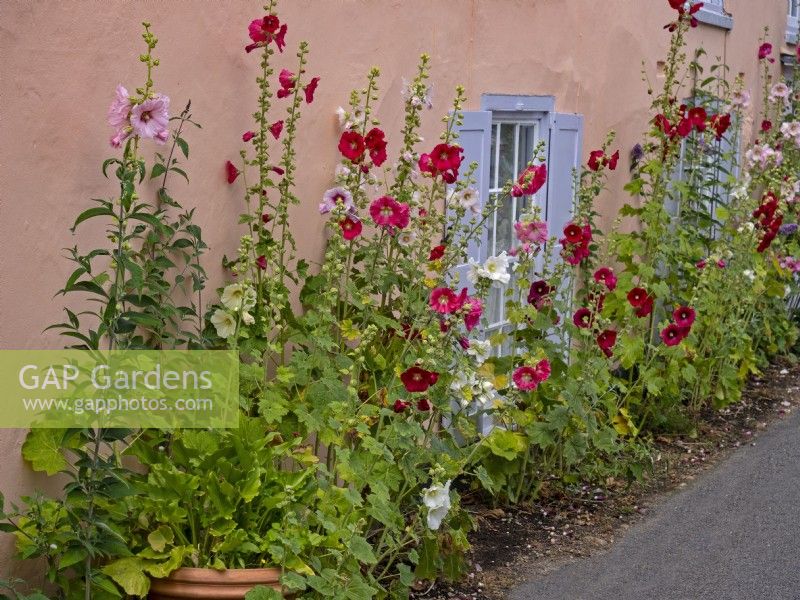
left=148, top=567, right=283, bottom=599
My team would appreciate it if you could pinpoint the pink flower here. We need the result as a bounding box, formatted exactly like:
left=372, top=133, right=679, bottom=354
left=593, top=267, right=617, bottom=291
left=242, top=131, right=256, bottom=142
left=130, top=94, right=170, bottom=143
left=370, top=195, right=408, bottom=228
left=225, top=160, right=241, bottom=184
left=401, top=366, right=439, bottom=393
left=277, top=69, right=295, bottom=99
left=511, top=164, right=547, bottom=197
left=107, top=84, right=132, bottom=134
left=463, top=295, right=483, bottom=331
left=514, top=220, right=548, bottom=245
left=758, top=42, right=773, bottom=61
left=513, top=366, right=540, bottom=391
left=320, top=187, right=354, bottom=214
left=429, top=287, right=464, bottom=315
left=256, top=255, right=267, bottom=270
left=339, top=216, right=362, bottom=240
left=269, top=120, right=283, bottom=139
left=304, top=77, right=320, bottom=104
left=533, top=359, right=551, bottom=383
left=246, top=15, right=287, bottom=54
left=673, top=306, right=696, bottom=328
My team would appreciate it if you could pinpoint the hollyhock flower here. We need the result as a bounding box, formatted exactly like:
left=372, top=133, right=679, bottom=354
left=688, top=106, right=707, bottom=131
left=210, top=309, right=236, bottom=339
left=338, top=130, right=366, bottom=162
left=746, top=144, right=782, bottom=169
left=423, top=481, right=451, bottom=531
left=573, top=307, right=593, bottom=329
left=769, top=83, right=790, bottom=103
left=221, top=283, right=255, bottom=311
left=608, top=150, right=620, bottom=170
left=758, top=42, right=773, bottom=61
left=277, top=69, right=296, bottom=98
left=262, top=213, right=271, bottom=223
left=717, top=259, right=727, bottom=268
left=429, top=244, right=446, bottom=261
left=588, top=150, right=604, bottom=172
left=730, top=90, right=751, bottom=109
left=130, top=94, right=170, bottom=143
left=364, top=127, right=388, bottom=166
left=660, top=323, right=685, bottom=346
left=511, top=164, right=547, bottom=197
left=417, top=398, right=432, bottom=412
left=246, top=16, right=286, bottom=53
left=304, top=77, right=320, bottom=104
left=393, top=399, right=410, bottom=413
left=420, top=143, right=463, bottom=182
left=256, top=255, right=267, bottom=270
left=533, top=359, right=551, bottom=383
left=479, top=252, right=512, bottom=285
left=560, top=222, right=592, bottom=265
left=108, top=84, right=131, bottom=130
left=761, top=120, right=773, bottom=133
left=563, top=223, right=584, bottom=244
left=339, top=216, right=362, bottom=240
left=429, top=287, right=463, bottom=314
left=463, top=296, right=483, bottom=331
left=527, top=280, right=554, bottom=306
left=458, top=188, right=481, bottom=213
left=271, top=166, right=285, bottom=176
left=627, top=287, right=648, bottom=308
left=673, top=305, right=696, bottom=328
left=319, top=187, right=354, bottom=214
left=269, top=120, right=283, bottom=139
left=696, top=259, right=707, bottom=269
left=397, top=230, right=417, bottom=247
left=466, top=338, right=491, bottom=363
left=515, top=220, right=548, bottom=245
left=596, top=329, right=617, bottom=358
left=593, top=267, right=617, bottom=291
left=242, top=130, right=256, bottom=142
left=780, top=121, right=800, bottom=143
left=711, top=113, right=732, bottom=141
left=225, top=160, right=241, bottom=184
left=401, top=366, right=439, bottom=393
left=370, top=195, right=403, bottom=227
left=513, top=366, right=541, bottom=391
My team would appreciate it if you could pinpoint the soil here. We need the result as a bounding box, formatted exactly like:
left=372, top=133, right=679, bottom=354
left=410, top=359, right=800, bottom=600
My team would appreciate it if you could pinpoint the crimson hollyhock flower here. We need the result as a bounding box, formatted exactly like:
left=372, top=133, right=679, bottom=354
left=419, top=143, right=463, bottom=182
left=256, top=255, right=267, bottom=270
left=761, top=120, right=772, bottom=132
left=365, top=127, right=388, bottom=167
left=339, top=216, right=362, bottom=241
left=654, top=114, right=674, bottom=137
left=512, top=366, right=542, bottom=391
left=304, top=77, right=320, bottom=104
left=533, top=359, right=551, bottom=383
left=338, top=130, right=366, bottom=162
left=563, top=223, right=584, bottom=244
left=463, top=296, right=483, bottom=331
left=593, top=267, right=617, bottom=291
left=710, top=113, right=731, bottom=140
left=277, top=69, right=295, bottom=98
left=417, top=398, right=432, bottom=412
left=269, top=120, right=283, bottom=139
left=660, top=323, right=685, bottom=346
left=429, top=287, right=465, bottom=315
left=262, top=213, right=271, bottom=223
left=758, top=42, right=774, bottom=61
left=527, top=280, right=554, bottom=306
left=242, top=131, right=255, bottom=142
left=225, top=160, right=241, bottom=184
left=688, top=106, right=707, bottom=131
left=393, top=400, right=410, bottom=413
left=511, top=164, right=547, bottom=197
left=673, top=306, right=696, bottom=328
left=588, top=150, right=604, bottom=172
left=676, top=117, right=693, bottom=138
left=636, top=295, right=654, bottom=318
left=573, top=307, right=593, bottom=329
left=400, top=366, right=439, bottom=393
left=429, top=244, right=446, bottom=261
left=370, top=195, right=407, bottom=228
left=596, top=329, right=617, bottom=358
left=627, top=287, right=648, bottom=308
left=245, top=15, right=287, bottom=53
left=560, top=222, right=592, bottom=265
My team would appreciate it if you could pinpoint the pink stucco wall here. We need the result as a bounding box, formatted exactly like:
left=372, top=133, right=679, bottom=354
left=0, top=0, right=792, bottom=576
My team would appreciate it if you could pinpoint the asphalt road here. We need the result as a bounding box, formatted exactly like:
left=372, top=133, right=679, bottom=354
left=511, top=407, right=800, bottom=600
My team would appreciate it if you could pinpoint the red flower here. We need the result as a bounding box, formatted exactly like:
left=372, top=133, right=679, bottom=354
left=429, top=244, right=446, bottom=261
left=262, top=213, right=271, bottom=223
left=761, top=120, right=772, bottom=132
left=401, top=366, right=439, bottom=393
left=588, top=150, right=604, bottom=172
left=635, top=295, right=654, bottom=318
left=758, top=42, right=773, bottom=61
left=417, top=398, right=432, bottom=412
left=716, top=259, right=727, bottom=268
left=277, top=69, right=295, bottom=99
left=593, top=267, right=617, bottom=291
left=429, top=287, right=464, bottom=315
left=560, top=222, right=592, bottom=265
left=696, top=259, right=707, bottom=269
left=627, top=287, right=647, bottom=308
left=533, top=359, right=551, bottom=384
left=393, top=399, right=410, bottom=413
left=676, top=117, right=693, bottom=138
left=688, top=106, right=707, bottom=131
left=274, top=24, right=287, bottom=53
left=339, top=216, right=362, bottom=241
left=563, top=223, right=584, bottom=244
left=304, top=77, right=320, bottom=104
left=246, top=15, right=286, bottom=53
left=338, top=131, right=366, bottom=162
left=365, top=128, right=388, bottom=167
left=710, top=113, right=731, bottom=140
left=225, top=160, right=240, bottom=184
left=242, top=131, right=255, bottom=142
left=256, top=255, right=267, bottom=270
left=573, top=307, right=593, bottom=329
left=527, top=280, right=554, bottom=306
left=419, top=143, right=463, bottom=182
left=511, top=164, right=547, bottom=197
left=596, top=329, right=617, bottom=358
left=673, top=305, right=696, bottom=328
left=660, top=323, right=685, bottom=346
left=608, top=150, right=620, bottom=170
left=269, top=120, right=283, bottom=140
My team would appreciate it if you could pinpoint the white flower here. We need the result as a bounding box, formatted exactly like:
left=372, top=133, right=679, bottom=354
left=743, top=269, right=756, bottom=282
left=242, top=312, right=255, bottom=326
left=210, top=309, right=236, bottom=339
left=221, top=284, right=246, bottom=311
left=466, top=258, right=483, bottom=285
left=466, top=339, right=492, bottom=364
left=319, top=187, right=354, bottom=214
left=769, top=83, right=790, bottom=103
left=780, top=121, right=800, bottom=146
left=335, top=106, right=350, bottom=130
left=422, top=480, right=452, bottom=531
left=334, top=163, right=351, bottom=179
left=482, top=252, right=511, bottom=285
left=397, top=230, right=417, bottom=247
left=459, top=188, right=480, bottom=214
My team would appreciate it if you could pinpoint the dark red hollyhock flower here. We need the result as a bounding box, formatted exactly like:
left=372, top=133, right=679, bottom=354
left=256, top=255, right=267, bottom=270
left=417, top=398, right=432, bottom=412
left=676, top=117, right=693, bottom=138
left=511, top=163, right=548, bottom=197
left=304, top=77, right=320, bottom=104
left=277, top=69, right=296, bottom=98
left=673, top=305, right=696, bottom=328
left=761, top=120, right=773, bottom=133
left=588, top=150, right=604, bottom=172
left=429, top=244, right=446, bottom=261
left=710, top=113, right=731, bottom=140
left=716, top=259, right=727, bottom=268
left=225, top=160, right=241, bottom=184
left=627, top=287, right=648, bottom=308
left=696, top=259, right=707, bottom=269
left=635, top=294, right=654, bottom=318
left=758, top=42, right=773, bottom=61
left=597, top=329, right=618, bottom=358
left=339, top=216, right=362, bottom=241
left=608, top=150, right=620, bottom=170
left=528, top=280, right=554, bottom=305
left=401, top=366, right=439, bottom=393
left=419, top=143, right=463, bottom=182
left=688, top=107, right=707, bottom=132
left=271, top=166, right=285, bottom=176
left=242, top=131, right=255, bottom=142
left=593, top=267, right=617, bottom=291
left=573, top=307, right=593, bottom=329
left=654, top=114, right=674, bottom=137
left=274, top=24, right=288, bottom=52
left=338, top=131, right=366, bottom=162
left=262, top=213, right=271, bottom=223
left=563, top=223, right=584, bottom=244
left=393, top=400, right=410, bottom=413
left=269, top=120, right=283, bottom=140
left=246, top=15, right=287, bottom=53
left=365, top=128, right=388, bottom=167
left=660, top=323, right=685, bottom=346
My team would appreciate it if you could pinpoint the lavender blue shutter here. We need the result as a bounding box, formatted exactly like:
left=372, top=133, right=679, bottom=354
left=545, top=112, right=583, bottom=249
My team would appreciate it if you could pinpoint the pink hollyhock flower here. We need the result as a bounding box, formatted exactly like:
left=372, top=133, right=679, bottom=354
left=660, top=323, right=685, bottom=346
left=673, top=305, right=696, bottom=328
left=458, top=337, right=470, bottom=350
left=338, top=131, right=366, bottom=162
left=573, top=307, right=593, bottom=329
left=429, top=287, right=463, bottom=315
left=304, top=77, right=320, bottom=104
left=417, top=398, right=432, bottom=412
left=533, top=359, right=551, bottom=383
left=319, top=187, right=354, bottom=214
left=274, top=24, right=287, bottom=52
left=593, top=267, right=617, bottom=291
left=277, top=69, right=295, bottom=98
left=249, top=15, right=280, bottom=42
left=716, top=259, right=727, bottom=268
left=370, top=195, right=404, bottom=227
left=511, top=164, right=547, bottom=197
left=269, top=120, right=283, bottom=139
left=513, top=366, right=540, bottom=391
left=401, top=366, right=439, bottom=393
left=393, top=399, right=410, bottom=413
left=225, top=160, right=241, bottom=184
left=107, top=85, right=132, bottom=146
left=256, top=255, right=267, bottom=270
left=130, top=94, right=170, bottom=143
left=696, top=259, right=707, bottom=269
left=429, top=244, right=446, bottom=261
left=242, top=131, right=256, bottom=142
left=758, top=42, right=773, bottom=61
left=514, top=220, right=548, bottom=245
left=596, top=329, right=617, bottom=358
left=463, top=295, right=483, bottom=331
left=339, top=217, right=362, bottom=240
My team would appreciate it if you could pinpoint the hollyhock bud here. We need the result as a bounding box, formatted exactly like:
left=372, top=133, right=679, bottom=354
left=225, top=160, right=241, bottom=184
left=393, top=399, right=410, bottom=413
left=761, top=120, right=772, bottom=133
left=262, top=213, right=271, bottom=223
left=256, top=255, right=267, bottom=270
left=242, top=131, right=256, bottom=142
left=269, top=120, right=283, bottom=139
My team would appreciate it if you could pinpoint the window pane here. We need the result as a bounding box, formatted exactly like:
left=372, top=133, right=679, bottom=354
left=517, top=124, right=537, bottom=174
left=498, top=124, right=515, bottom=187
left=488, top=192, right=499, bottom=253
left=495, top=193, right=514, bottom=255
left=486, top=286, right=503, bottom=325
left=490, top=124, right=498, bottom=188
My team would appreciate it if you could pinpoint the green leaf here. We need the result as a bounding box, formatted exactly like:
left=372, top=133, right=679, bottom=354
left=484, top=429, right=526, bottom=461
left=147, top=525, right=174, bottom=552
left=150, top=163, right=167, bottom=179
left=71, top=206, right=115, bottom=231
left=244, top=586, right=283, bottom=600
left=176, top=137, right=189, bottom=159
left=21, top=429, right=68, bottom=475
left=349, top=535, right=378, bottom=565
left=102, top=557, right=151, bottom=597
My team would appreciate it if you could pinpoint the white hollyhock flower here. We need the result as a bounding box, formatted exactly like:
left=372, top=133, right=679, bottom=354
left=423, top=480, right=452, bottom=531
left=769, top=83, right=790, bottom=103
left=743, top=270, right=756, bottom=282
left=466, top=258, right=483, bottom=285
left=482, top=252, right=511, bottom=285
left=459, top=188, right=480, bottom=214
left=466, top=339, right=492, bottom=364
left=211, top=309, right=236, bottom=339
left=335, top=106, right=350, bottom=130
left=242, top=312, right=255, bottom=326
left=397, top=230, right=417, bottom=247
left=221, top=284, right=247, bottom=311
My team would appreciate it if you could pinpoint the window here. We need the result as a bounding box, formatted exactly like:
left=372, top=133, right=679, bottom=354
left=695, top=0, right=733, bottom=30
left=453, top=96, right=583, bottom=356
left=788, top=0, right=799, bottom=44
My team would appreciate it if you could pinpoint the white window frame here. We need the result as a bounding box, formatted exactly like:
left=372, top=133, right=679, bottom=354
left=695, top=0, right=733, bottom=30
left=788, top=0, right=799, bottom=44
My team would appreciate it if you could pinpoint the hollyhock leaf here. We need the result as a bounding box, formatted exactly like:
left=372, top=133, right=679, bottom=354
left=21, top=429, right=71, bottom=475
left=150, top=163, right=167, bottom=179
left=485, top=429, right=526, bottom=461
left=176, top=137, right=189, bottom=158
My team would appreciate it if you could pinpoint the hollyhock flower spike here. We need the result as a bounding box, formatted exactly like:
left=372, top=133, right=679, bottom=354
left=225, top=160, right=241, bottom=184
left=339, top=217, right=362, bottom=240
left=401, top=366, right=439, bottom=393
